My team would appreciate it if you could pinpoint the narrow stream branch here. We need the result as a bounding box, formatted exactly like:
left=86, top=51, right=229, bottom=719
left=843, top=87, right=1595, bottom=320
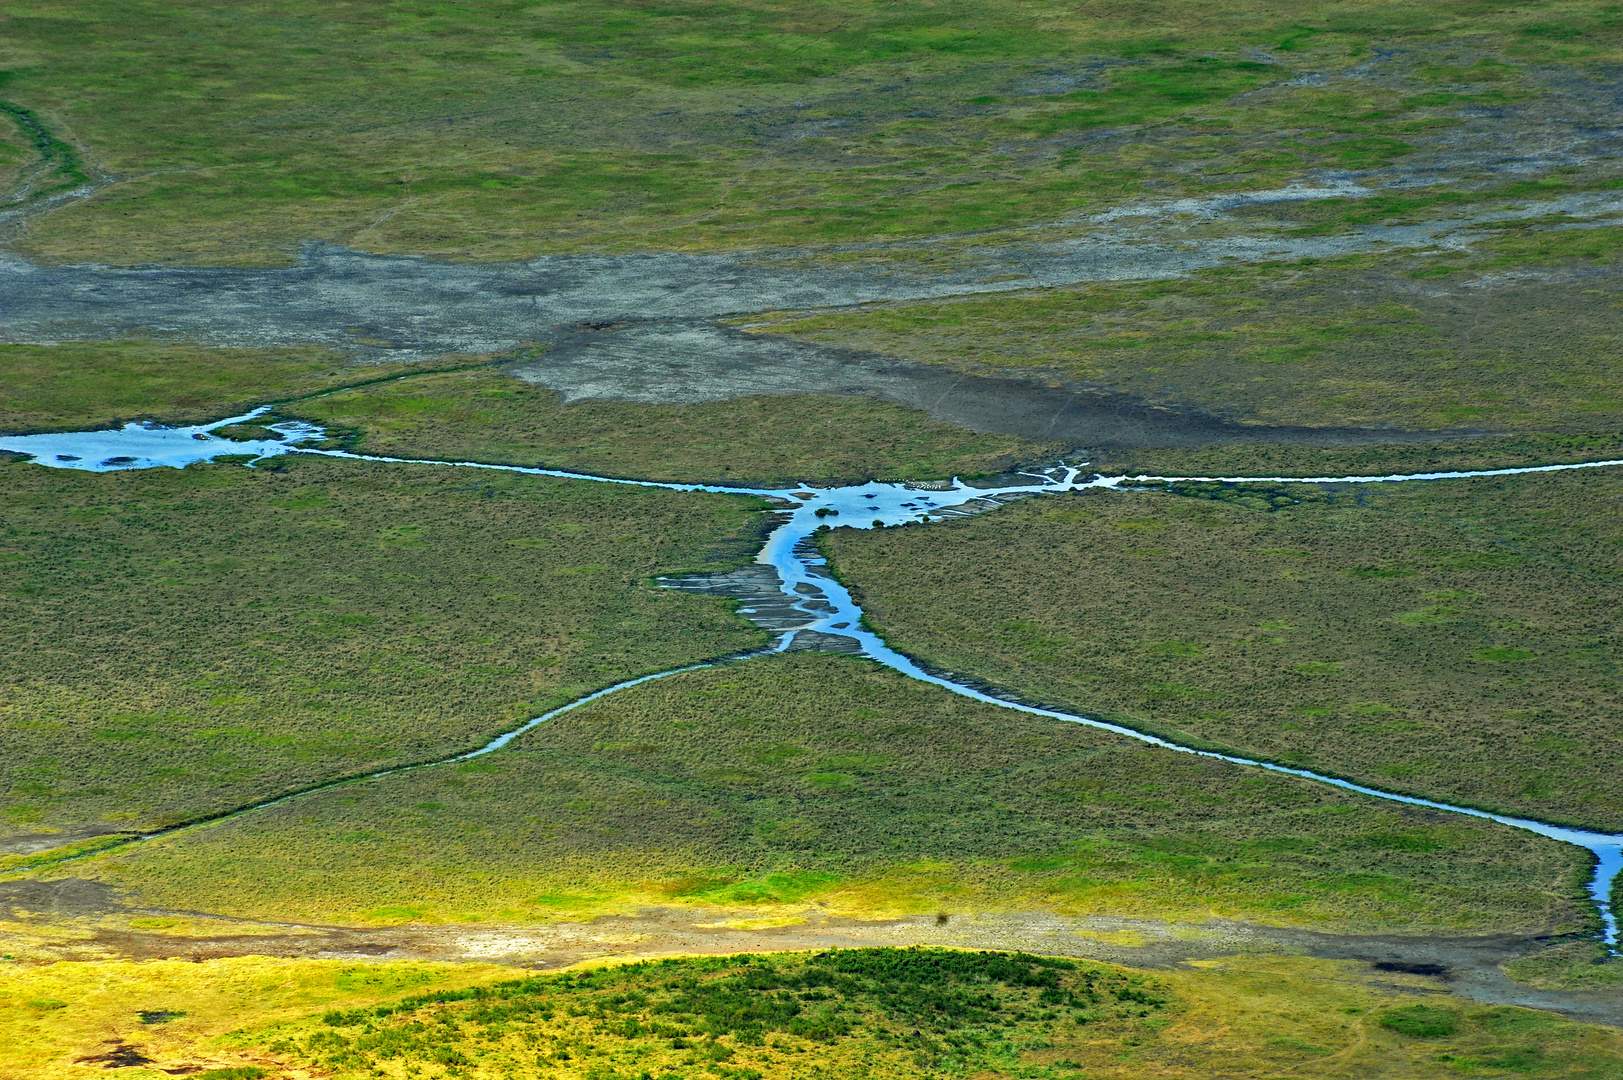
left=3, top=417, right=1621, bottom=944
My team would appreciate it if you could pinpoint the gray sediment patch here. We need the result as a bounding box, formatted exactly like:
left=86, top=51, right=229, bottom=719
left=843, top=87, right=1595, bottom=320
left=3, top=191, right=1618, bottom=447
left=521, top=319, right=1435, bottom=449
left=2, top=195, right=1614, bottom=360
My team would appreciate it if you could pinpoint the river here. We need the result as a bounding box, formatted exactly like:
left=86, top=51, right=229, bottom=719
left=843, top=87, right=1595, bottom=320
left=4, top=412, right=1621, bottom=945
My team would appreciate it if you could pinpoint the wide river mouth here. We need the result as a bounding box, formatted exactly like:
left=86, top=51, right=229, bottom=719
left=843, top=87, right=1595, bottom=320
left=5, top=413, right=1623, bottom=945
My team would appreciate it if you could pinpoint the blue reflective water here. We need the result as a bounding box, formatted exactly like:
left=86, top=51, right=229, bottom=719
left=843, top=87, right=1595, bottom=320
left=9, top=417, right=1622, bottom=942
left=0, top=407, right=324, bottom=470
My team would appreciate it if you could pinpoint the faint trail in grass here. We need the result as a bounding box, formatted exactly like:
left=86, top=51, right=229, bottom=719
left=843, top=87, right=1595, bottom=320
left=0, top=99, right=109, bottom=237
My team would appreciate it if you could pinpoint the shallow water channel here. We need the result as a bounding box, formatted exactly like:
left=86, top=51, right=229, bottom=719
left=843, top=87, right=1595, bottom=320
left=5, top=417, right=1623, bottom=944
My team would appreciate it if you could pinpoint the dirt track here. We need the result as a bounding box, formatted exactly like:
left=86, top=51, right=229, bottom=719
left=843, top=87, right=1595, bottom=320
left=4, top=877, right=1618, bottom=1026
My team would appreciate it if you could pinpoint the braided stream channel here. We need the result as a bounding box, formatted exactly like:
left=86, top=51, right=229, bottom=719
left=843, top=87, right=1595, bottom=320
left=4, top=413, right=1622, bottom=945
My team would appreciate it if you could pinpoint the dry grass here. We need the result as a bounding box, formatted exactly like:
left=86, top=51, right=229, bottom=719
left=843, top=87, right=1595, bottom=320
left=0, top=954, right=521, bottom=1080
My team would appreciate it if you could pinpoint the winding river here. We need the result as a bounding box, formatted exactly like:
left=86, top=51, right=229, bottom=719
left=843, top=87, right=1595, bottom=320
left=4, top=412, right=1622, bottom=945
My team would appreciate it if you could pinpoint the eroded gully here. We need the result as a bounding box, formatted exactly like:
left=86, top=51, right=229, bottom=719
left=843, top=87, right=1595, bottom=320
left=3, top=412, right=1622, bottom=946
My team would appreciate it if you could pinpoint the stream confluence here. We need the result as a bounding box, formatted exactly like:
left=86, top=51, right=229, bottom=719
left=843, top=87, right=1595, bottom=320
left=4, top=414, right=1621, bottom=944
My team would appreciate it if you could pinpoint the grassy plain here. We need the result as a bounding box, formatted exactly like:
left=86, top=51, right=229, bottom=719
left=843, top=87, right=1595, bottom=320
left=284, top=367, right=1048, bottom=486
left=0, top=341, right=455, bottom=434
left=0, top=453, right=768, bottom=839
left=10, top=949, right=1623, bottom=1080
left=1082, top=431, right=1623, bottom=486
left=2, top=1, right=1620, bottom=263
left=754, top=247, right=1623, bottom=439
left=76, top=653, right=1590, bottom=936
left=823, top=469, right=1623, bottom=830
left=0, top=954, right=522, bottom=1080
left=261, top=951, right=1623, bottom=1080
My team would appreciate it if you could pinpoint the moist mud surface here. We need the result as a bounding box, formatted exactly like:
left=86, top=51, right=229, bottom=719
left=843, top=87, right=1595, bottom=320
left=522, top=319, right=1436, bottom=449
left=3, top=195, right=1614, bottom=365
left=3, top=188, right=1619, bottom=448
left=7, top=879, right=1620, bottom=1026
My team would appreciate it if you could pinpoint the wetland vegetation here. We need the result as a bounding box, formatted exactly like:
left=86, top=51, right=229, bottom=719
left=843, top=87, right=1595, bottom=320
left=4, top=0, right=1623, bottom=1068
left=9, top=950, right=1623, bottom=1080
left=3, top=0, right=1621, bottom=264
left=282, top=368, right=1048, bottom=486
left=754, top=249, right=1623, bottom=441
left=0, top=453, right=767, bottom=837
left=72, top=654, right=1591, bottom=936
left=824, top=469, right=1623, bottom=830
left=0, top=342, right=427, bottom=435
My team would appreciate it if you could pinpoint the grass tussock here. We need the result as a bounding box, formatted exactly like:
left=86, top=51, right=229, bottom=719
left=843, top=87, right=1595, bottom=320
left=81, top=654, right=1590, bottom=936
left=823, top=469, right=1623, bottom=829
left=0, top=454, right=769, bottom=836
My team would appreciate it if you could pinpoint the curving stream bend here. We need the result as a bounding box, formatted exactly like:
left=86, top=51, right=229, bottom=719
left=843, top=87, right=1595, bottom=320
left=4, top=413, right=1622, bottom=944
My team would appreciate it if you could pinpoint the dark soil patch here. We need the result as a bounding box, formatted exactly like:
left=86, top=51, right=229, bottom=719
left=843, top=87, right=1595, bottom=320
left=1375, top=960, right=1452, bottom=978
left=139, top=1010, right=186, bottom=1024
left=76, top=1042, right=154, bottom=1068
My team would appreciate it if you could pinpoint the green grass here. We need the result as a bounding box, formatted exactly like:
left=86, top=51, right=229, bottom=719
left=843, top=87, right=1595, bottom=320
left=216, top=951, right=1623, bottom=1079
left=0, top=96, right=87, bottom=199
left=74, top=653, right=1591, bottom=936
left=0, top=453, right=769, bottom=836
left=0, top=954, right=524, bottom=1080
left=1504, top=941, right=1623, bottom=992
left=0, top=342, right=473, bottom=434
left=752, top=252, right=1623, bottom=436
left=3, top=1, right=1621, bottom=263
left=11, top=951, right=1623, bottom=1080
left=1083, top=430, right=1623, bottom=483
left=822, top=469, right=1623, bottom=831
left=286, top=949, right=1163, bottom=1079
left=281, top=367, right=1050, bottom=485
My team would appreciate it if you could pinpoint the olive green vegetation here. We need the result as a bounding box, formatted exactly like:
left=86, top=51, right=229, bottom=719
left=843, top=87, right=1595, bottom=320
left=286, top=949, right=1163, bottom=1080
left=0, top=955, right=525, bottom=1080
left=282, top=367, right=1050, bottom=486
left=754, top=251, right=1623, bottom=438
left=1506, top=941, right=1623, bottom=993
left=3, top=1, right=1621, bottom=264
left=286, top=951, right=1623, bottom=1080
left=0, top=106, right=32, bottom=195
left=14, top=953, right=1623, bottom=1080
left=261, top=949, right=1623, bottom=1080
left=0, top=341, right=461, bottom=434
left=1082, top=431, right=1623, bottom=486
left=823, top=468, right=1623, bottom=830
left=80, top=653, right=1589, bottom=936
left=0, top=97, right=87, bottom=201
left=0, top=453, right=768, bottom=837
